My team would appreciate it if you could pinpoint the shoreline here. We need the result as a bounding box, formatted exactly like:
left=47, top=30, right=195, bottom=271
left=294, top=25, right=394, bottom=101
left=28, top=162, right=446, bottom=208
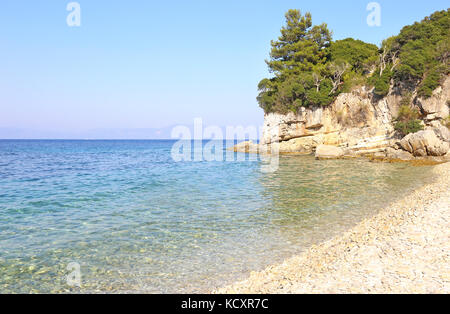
left=215, top=162, right=450, bottom=294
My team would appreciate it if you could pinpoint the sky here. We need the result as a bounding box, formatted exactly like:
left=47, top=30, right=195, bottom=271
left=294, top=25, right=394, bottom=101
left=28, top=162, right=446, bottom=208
left=0, top=0, right=448, bottom=138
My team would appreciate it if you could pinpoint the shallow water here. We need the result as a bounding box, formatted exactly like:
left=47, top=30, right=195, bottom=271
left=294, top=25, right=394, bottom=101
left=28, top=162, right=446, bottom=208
left=0, top=140, right=436, bottom=293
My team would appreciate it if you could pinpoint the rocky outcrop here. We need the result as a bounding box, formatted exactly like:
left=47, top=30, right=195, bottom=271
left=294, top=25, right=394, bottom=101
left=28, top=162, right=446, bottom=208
left=261, top=88, right=396, bottom=153
left=315, top=145, right=345, bottom=159
left=399, top=130, right=449, bottom=157
left=261, top=85, right=399, bottom=152
left=232, top=76, right=450, bottom=161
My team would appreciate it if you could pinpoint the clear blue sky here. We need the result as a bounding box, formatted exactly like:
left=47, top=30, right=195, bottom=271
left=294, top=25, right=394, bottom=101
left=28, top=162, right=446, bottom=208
left=0, top=0, right=448, bottom=137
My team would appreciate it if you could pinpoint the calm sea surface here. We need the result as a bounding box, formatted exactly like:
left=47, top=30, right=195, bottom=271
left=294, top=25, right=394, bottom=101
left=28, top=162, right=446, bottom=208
left=0, top=140, right=436, bottom=293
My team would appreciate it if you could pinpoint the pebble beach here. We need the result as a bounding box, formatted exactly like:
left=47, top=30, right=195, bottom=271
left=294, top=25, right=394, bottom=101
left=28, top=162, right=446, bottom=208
left=216, top=162, right=450, bottom=294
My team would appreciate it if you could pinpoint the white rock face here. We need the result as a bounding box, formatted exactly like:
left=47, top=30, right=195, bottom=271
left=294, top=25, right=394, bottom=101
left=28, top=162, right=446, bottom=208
left=261, top=87, right=396, bottom=154
left=416, top=76, right=450, bottom=121
left=262, top=111, right=307, bottom=145
left=431, top=125, right=450, bottom=142
left=260, top=76, right=450, bottom=157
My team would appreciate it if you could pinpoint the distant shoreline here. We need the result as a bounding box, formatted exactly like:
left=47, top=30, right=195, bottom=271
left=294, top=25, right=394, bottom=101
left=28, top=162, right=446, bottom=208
left=216, top=162, right=450, bottom=294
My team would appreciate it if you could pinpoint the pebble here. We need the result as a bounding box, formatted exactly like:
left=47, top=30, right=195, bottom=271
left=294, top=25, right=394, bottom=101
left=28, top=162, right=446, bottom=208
left=214, top=163, right=450, bottom=294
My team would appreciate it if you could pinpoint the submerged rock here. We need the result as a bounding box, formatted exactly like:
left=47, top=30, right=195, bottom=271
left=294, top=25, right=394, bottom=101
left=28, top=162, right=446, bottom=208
left=385, top=147, right=415, bottom=161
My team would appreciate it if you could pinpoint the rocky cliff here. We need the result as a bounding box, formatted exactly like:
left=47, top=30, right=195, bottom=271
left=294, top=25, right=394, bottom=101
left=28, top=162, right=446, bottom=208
left=233, top=76, right=450, bottom=161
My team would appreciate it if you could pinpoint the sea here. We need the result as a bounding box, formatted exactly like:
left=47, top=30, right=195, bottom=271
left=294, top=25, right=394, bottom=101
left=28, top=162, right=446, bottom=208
left=0, top=139, right=435, bottom=293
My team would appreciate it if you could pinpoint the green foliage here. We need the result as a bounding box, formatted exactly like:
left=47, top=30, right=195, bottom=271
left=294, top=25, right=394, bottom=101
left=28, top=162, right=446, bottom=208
left=397, top=103, right=419, bottom=121
left=394, top=120, right=424, bottom=137
left=391, top=10, right=450, bottom=95
left=340, top=72, right=366, bottom=93
left=258, top=9, right=450, bottom=114
left=418, top=65, right=445, bottom=97
left=257, top=10, right=372, bottom=113
left=366, top=10, right=449, bottom=100
left=330, top=39, right=378, bottom=93
left=394, top=105, right=424, bottom=137
left=368, top=68, right=393, bottom=97
left=329, top=38, right=378, bottom=73
left=400, top=92, right=413, bottom=107
left=257, top=10, right=336, bottom=113
left=266, top=10, right=331, bottom=76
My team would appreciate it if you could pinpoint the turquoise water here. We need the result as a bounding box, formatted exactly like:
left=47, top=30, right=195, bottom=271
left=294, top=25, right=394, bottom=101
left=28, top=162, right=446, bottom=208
left=0, top=140, right=435, bottom=293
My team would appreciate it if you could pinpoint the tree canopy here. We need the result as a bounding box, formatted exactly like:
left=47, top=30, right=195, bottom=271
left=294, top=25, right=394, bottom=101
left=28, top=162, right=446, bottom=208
left=393, top=9, right=450, bottom=97
left=257, top=10, right=335, bottom=114
left=258, top=9, right=450, bottom=114
left=329, top=38, right=378, bottom=73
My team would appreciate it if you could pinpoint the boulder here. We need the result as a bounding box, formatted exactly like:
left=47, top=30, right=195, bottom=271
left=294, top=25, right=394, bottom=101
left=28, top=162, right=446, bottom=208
left=315, top=145, right=345, bottom=159
left=432, top=125, right=450, bottom=142
left=399, top=130, right=449, bottom=157
left=277, top=137, right=318, bottom=153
